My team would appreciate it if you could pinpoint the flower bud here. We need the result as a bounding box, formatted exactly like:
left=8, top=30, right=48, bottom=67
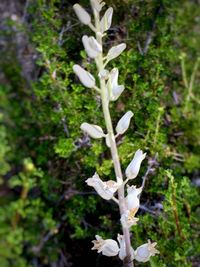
left=86, top=173, right=122, bottom=200
left=125, top=185, right=142, bottom=214
left=73, top=64, right=95, bottom=88
left=82, top=35, right=102, bottom=58
left=107, top=43, right=126, bottom=62
left=117, top=234, right=134, bottom=260
left=134, top=240, right=159, bottom=262
left=90, top=0, right=105, bottom=12
left=100, top=7, right=113, bottom=33
left=107, top=68, right=124, bottom=101
left=92, top=235, right=119, bottom=256
left=80, top=123, right=105, bottom=139
left=73, top=4, right=91, bottom=25
left=125, top=149, right=146, bottom=179
left=115, top=111, right=133, bottom=135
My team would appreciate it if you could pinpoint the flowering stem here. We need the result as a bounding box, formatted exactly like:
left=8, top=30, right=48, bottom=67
left=94, top=10, right=134, bottom=267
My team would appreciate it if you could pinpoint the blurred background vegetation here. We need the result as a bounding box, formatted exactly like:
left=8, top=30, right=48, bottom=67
left=0, top=0, right=199, bottom=266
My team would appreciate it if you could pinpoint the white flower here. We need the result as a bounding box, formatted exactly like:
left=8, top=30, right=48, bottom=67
left=115, top=111, right=133, bottom=135
left=90, top=0, right=105, bottom=12
left=73, top=64, right=95, bottom=88
left=117, top=234, right=134, bottom=260
left=92, top=235, right=119, bottom=256
left=106, top=43, right=126, bottom=62
left=125, top=185, right=142, bottom=215
left=100, top=7, right=113, bottom=33
left=73, top=4, right=91, bottom=25
left=80, top=123, right=105, bottom=139
left=120, top=210, right=139, bottom=228
left=107, top=68, right=125, bottom=101
left=134, top=240, right=159, bottom=262
left=125, top=149, right=146, bottom=179
left=86, top=173, right=122, bottom=200
left=82, top=35, right=102, bottom=58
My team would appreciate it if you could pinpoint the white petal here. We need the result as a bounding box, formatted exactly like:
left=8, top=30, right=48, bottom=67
left=116, top=111, right=134, bottom=135
left=89, top=36, right=102, bottom=53
left=80, top=123, right=105, bottom=138
left=73, top=4, right=91, bottom=25
left=117, top=234, right=134, bottom=260
left=134, top=240, right=159, bottom=263
left=105, top=134, right=111, bottom=148
left=125, top=149, right=146, bottom=179
left=120, top=210, right=139, bottom=228
left=107, top=43, right=126, bottom=62
left=73, top=65, right=95, bottom=88
left=82, top=36, right=98, bottom=58
left=102, top=239, right=119, bottom=256
left=100, top=7, right=113, bottom=33
left=90, top=0, right=105, bottom=12
left=126, top=185, right=142, bottom=210
left=108, top=68, right=125, bottom=101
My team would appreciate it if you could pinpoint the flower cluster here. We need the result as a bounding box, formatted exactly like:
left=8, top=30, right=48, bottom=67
left=73, top=0, right=159, bottom=264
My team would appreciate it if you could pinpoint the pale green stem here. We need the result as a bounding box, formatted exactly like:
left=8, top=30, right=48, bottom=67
left=93, top=10, right=134, bottom=267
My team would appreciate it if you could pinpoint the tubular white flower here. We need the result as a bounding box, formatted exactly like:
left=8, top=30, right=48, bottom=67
left=86, top=173, right=122, bottom=200
left=125, top=149, right=146, bottom=179
left=106, top=43, right=126, bottom=62
left=125, top=185, right=142, bottom=214
left=116, top=111, right=134, bottom=135
left=80, top=123, right=105, bottom=139
left=73, top=64, right=95, bottom=88
left=107, top=68, right=125, bottom=101
left=92, top=235, right=120, bottom=256
left=100, top=7, right=113, bottom=33
left=73, top=4, right=91, bottom=25
left=82, top=35, right=102, bottom=58
left=120, top=210, right=139, bottom=228
left=117, top=234, right=134, bottom=261
left=134, top=240, right=159, bottom=263
left=90, top=0, right=105, bottom=12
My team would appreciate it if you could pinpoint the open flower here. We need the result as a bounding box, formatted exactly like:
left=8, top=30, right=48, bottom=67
left=125, top=149, right=146, bottom=179
left=92, top=235, right=119, bottom=256
left=82, top=35, right=102, bottom=58
left=117, top=234, right=134, bottom=260
left=125, top=185, right=142, bottom=215
left=86, top=173, right=122, bottom=200
left=107, top=68, right=125, bottom=101
left=134, top=240, right=159, bottom=262
left=73, top=4, right=91, bottom=25
left=120, top=210, right=139, bottom=228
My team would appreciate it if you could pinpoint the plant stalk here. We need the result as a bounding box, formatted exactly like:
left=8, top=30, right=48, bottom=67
left=94, top=10, right=134, bottom=267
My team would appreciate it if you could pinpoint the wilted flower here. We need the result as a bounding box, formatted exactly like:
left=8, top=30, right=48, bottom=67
left=117, top=234, right=134, bottom=261
left=115, top=111, right=133, bottom=135
left=107, top=68, right=125, bottom=101
left=125, top=185, right=142, bottom=215
left=106, top=43, right=126, bottom=62
left=92, top=235, right=119, bottom=256
left=134, top=240, right=159, bottom=262
left=125, top=149, right=146, bottom=179
left=90, top=0, right=105, bottom=12
left=82, top=35, right=102, bottom=58
left=73, top=64, right=96, bottom=88
left=73, top=4, right=91, bottom=25
left=80, top=122, right=105, bottom=139
left=86, top=173, right=122, bottom=200
left=100, top=7, right=113, bottom=33
left=120, top=210, right=139, bottom=228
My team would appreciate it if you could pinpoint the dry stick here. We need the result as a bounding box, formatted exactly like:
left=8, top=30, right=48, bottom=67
left=94, top=10, right=133, bottom=267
